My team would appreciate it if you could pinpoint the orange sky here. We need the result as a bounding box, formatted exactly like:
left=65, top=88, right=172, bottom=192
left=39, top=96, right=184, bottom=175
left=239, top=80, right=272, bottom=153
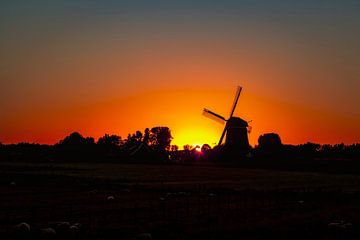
left=2, top=85, right=359, bottom=147
left=1, top=1, right=359, bottom=147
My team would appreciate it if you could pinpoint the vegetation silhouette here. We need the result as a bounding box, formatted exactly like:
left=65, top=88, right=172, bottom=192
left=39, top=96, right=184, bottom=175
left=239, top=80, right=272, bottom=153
left=1, top=128, right=360, bottom=239
left=126, top=127, right=173, bottom=163
left=256, top=133, right=283, bottom=160
left=1, top=113, right=360, bottom=176
left=1, top=127, right=360, bottom=174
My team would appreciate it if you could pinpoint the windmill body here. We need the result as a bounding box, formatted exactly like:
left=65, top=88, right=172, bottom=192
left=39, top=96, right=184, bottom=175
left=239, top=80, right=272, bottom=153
left=203, top=86, right=251, bottom=156
left=225, top=117, right=250, bottom=153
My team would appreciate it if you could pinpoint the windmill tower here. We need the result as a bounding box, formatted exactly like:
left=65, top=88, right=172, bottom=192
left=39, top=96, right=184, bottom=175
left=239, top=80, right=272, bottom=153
left=203, top=86, right=251, bottom=154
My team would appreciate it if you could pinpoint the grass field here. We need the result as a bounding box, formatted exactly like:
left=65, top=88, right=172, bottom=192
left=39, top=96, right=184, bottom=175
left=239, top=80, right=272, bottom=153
left=1, top=161, right=360, bottom=239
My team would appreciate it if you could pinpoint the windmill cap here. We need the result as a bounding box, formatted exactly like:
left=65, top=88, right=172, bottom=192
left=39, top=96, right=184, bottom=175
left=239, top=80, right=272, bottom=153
left=227, top=117, right=248, bottom=127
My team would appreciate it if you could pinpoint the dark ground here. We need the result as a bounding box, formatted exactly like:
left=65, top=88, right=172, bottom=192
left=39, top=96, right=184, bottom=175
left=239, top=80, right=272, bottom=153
left=1, top=161, right=360, bottom=239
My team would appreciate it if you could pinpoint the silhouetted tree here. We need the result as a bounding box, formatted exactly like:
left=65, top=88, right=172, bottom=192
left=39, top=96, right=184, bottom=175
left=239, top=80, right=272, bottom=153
left=134, top=131, right=143, bottom=142
left=256, top=133, right=283, bottom=159
left=149, top=127, right=172, bottom=152
left=96, top=134, right=123, bottom=158
left=0, top=142, right=52, bottom=162
left=59, top=132, right=95, bottom=146
left=143, top=128, right=150, bottom=144
left=97, top=134, right=122, bottom=146
left=125, top=128, right=157, bottom=162
left=320, top=143, right=355, bottom=159
left=168, top=144, right=180, bottom=162
left=125, top=132, right=141, bottom=149
left=320, top=144, right=332, bottom=156
left=55, top=132, right=96, bottom=160
left=201, top=144, right=211, bottom=152
left=170, top=145, right=179, bottom=152
left=344, top=144, right=360, bottom=159
left=298, top=142, right=321, bottom=159
left=258, top=133, right=282, bottom=148
left=183, top=145, right=192, bottom=151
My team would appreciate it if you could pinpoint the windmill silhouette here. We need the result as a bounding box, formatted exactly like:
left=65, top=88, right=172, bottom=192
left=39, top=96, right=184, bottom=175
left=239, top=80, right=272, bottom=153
left=203, top=86, right=251, bottom=154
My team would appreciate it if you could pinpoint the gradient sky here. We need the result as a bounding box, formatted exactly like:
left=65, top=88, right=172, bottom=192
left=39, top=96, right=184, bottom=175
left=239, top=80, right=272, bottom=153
left=1, top=0, right=359, bottom=147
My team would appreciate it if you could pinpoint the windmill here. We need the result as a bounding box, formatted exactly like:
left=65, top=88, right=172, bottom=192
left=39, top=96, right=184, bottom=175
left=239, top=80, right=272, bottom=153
left=203, top=86, right=251, bottom=154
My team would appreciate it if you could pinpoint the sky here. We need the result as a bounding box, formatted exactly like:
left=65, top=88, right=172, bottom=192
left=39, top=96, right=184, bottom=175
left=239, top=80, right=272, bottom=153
left=1, top=0, right=359, bottom=147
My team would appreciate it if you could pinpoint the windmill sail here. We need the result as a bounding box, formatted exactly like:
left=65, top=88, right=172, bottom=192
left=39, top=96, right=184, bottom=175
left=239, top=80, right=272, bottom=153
left=229, top=86, right=242, bottom=118
left=203, top=108, right=226, bottom=124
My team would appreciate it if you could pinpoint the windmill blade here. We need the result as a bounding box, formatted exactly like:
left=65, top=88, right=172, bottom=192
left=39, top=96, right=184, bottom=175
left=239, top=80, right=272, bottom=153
left=229, top=86, right=242, bottom=118
left=218, top=126, right=227, bottom=145
left=203, top=108, right=226, bottom=124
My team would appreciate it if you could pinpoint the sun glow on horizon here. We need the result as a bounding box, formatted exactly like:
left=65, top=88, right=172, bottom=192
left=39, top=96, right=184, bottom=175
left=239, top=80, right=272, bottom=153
left=1, top=87, right=359, bottom=147
left=194, top=145, right=202, bottom=152
left=171, top=124, right=221, bottom=150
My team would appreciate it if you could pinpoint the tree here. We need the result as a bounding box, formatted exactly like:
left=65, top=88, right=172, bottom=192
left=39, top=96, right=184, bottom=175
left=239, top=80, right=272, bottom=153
left=97, top=134, right=122, bottom=146
left=124, top=129, right=145, bottom=150
left=183, top=144, right=192, bottom=151
left=143, top=128, right=150, bottom=144
left=170, top=145, right=179, bottom=152
left=257, top=133, right=282, bottom=159
left=97, top=134, right=122, bottom=158
left=55, top=132, right=96, bottom=160
left=201, top=144, right=211, bottom=152
left=134, top=131, right=143, bottom=142
left=59, top=132, right=94, bottom=146
left=149, top=127, right=172, bottom=152
left=299, top=142, right=321, bottom=158
left=258, top=133, right=282, bottom=149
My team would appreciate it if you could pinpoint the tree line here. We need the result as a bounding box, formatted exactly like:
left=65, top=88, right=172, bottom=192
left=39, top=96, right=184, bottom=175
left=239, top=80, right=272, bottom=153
left=0, top=129, right=359, bottom=164
left=0, top=127, right=172, bottom=163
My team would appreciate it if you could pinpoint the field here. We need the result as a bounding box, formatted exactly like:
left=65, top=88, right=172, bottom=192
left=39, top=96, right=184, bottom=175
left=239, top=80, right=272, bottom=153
left=1, top=161, right=360, bottom=239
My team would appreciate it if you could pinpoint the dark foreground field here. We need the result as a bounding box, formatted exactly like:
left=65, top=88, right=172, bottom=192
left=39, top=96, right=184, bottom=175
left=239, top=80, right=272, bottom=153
left=1, top=162, right=360, bottom=239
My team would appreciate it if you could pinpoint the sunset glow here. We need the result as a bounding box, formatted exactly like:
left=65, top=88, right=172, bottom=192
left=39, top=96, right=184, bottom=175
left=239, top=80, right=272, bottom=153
left=1, top=1, right=359, bottom=147
left=195, top=147, right=202, bottom=153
